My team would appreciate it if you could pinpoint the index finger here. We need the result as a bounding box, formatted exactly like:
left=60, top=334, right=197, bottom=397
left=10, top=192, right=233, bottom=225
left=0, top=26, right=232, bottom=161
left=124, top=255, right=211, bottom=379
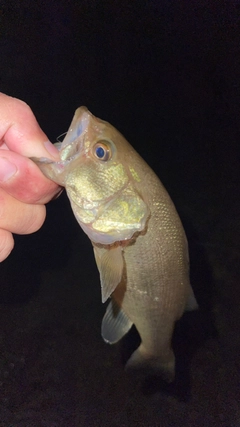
left=0, top=93, right=60, bottom=160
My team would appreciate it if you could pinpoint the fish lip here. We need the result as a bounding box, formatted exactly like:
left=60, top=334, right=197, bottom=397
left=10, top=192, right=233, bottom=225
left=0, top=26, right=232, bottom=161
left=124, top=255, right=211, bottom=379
left=47, top=146, right=84, bottom=175
left=48, top=158, right=76, bottom=175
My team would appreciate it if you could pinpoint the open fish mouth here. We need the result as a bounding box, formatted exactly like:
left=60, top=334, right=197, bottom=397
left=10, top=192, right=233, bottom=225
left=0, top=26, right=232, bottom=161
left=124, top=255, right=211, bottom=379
left=57, top=138, right=84, bottom=162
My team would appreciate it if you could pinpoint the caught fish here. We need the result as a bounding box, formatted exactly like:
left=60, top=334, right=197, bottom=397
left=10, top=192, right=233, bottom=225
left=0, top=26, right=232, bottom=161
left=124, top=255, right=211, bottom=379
left=33, top=107, right=198, bottom=382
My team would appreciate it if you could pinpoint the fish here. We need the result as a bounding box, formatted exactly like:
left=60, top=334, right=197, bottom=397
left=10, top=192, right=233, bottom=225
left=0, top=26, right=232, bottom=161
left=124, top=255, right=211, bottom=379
left=32, top=107, right=198, bottom=382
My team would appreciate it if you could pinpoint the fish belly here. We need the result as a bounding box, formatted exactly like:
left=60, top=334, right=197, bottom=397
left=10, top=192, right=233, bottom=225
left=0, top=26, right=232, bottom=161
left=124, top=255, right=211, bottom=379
left=113, top=213, right=192, bottom=381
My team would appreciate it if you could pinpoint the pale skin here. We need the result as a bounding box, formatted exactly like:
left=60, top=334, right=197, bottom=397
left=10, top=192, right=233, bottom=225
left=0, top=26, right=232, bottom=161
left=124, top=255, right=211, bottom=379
left=0, top=92, right=61, bottom=261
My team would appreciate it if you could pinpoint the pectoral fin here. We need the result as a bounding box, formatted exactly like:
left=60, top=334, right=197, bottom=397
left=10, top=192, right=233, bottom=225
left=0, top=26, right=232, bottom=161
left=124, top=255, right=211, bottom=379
left=102, top=299, right=133, bottom=344
left=93, top=245, right=124, bottom=303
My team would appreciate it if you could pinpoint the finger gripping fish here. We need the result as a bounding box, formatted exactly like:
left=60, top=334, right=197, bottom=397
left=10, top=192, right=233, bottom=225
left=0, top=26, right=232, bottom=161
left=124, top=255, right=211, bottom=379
left=33, top=107, right=198, bottom=382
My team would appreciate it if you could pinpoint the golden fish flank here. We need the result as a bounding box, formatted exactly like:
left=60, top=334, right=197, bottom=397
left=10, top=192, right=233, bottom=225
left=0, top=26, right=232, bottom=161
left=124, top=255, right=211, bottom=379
left=33, top=106, right=198, bottom=382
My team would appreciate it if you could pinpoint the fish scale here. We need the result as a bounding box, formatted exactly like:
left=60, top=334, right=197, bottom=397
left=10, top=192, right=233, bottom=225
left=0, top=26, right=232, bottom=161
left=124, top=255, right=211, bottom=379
left=32, top=106, right=198, bottom=382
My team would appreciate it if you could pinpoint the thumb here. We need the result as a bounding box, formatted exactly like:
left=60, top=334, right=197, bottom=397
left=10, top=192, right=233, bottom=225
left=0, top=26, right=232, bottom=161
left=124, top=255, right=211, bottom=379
left=0, top=93, right=60, bottom=160
left=0, top=151, right=60, bottom=204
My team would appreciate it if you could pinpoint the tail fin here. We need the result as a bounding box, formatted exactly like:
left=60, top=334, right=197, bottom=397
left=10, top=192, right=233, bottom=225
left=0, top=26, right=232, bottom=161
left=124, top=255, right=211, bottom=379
left=125, top=344, right=175, bottom=383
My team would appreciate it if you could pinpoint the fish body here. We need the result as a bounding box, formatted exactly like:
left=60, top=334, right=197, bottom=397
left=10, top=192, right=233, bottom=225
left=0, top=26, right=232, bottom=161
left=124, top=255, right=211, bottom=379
left=33, top=107, right=197, bottom=381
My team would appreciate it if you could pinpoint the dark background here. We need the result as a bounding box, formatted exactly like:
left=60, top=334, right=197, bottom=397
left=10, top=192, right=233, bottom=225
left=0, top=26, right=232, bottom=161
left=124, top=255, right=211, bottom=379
left=0, top=1, right=239, bottom=426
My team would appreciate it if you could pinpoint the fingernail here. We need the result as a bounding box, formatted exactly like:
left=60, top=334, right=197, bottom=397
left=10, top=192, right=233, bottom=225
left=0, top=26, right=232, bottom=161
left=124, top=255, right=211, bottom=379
left=44, top=140, right=60, bottom=159
left=0, top=158, right=17, bottom=182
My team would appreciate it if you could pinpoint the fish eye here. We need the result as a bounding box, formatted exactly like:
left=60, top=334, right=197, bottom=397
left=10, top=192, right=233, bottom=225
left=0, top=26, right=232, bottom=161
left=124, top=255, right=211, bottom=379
left=93, top=140, right=111, bottom=161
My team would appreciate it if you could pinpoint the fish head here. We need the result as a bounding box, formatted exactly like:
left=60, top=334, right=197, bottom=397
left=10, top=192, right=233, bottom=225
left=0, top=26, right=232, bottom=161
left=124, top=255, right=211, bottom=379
left=33, top=107, right=150, bottom=245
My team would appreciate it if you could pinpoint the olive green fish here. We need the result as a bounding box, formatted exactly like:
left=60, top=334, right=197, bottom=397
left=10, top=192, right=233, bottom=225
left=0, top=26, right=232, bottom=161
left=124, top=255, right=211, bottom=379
left=33, top=107, right=198, bottom=382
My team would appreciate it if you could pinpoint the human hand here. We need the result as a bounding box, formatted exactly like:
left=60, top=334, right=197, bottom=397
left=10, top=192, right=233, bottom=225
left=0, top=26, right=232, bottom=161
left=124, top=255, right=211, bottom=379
left=0, top=93, right=61, bottom=261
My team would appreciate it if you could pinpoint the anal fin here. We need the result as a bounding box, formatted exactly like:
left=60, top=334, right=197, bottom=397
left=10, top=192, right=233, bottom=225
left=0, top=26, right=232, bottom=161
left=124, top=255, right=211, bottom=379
left=102, top=299, right=133, bottom=344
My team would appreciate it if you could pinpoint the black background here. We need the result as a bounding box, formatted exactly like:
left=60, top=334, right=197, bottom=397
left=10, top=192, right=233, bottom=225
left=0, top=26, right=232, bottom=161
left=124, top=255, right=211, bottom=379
left=0, top=1, right=239, bottom=426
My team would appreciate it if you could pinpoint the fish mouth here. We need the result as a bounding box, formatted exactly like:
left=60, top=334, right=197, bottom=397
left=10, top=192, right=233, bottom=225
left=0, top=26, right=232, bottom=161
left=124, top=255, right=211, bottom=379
left=60, top=107, right=90, bottom=150
left=56, top=107, right=91, bottom=162
left=58, top=139, right=84, bottom=163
